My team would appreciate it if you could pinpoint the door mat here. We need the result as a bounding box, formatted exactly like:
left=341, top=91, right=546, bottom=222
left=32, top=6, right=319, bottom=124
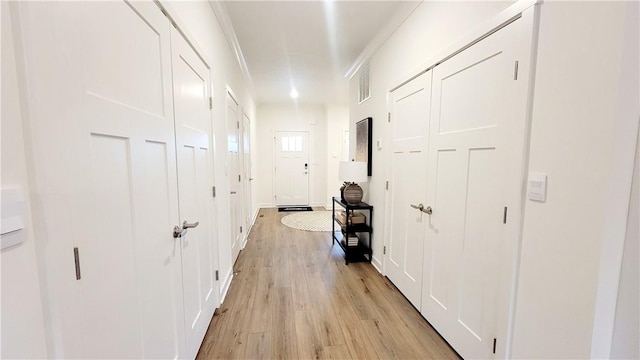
left=278, top=206, right=313, bottom=212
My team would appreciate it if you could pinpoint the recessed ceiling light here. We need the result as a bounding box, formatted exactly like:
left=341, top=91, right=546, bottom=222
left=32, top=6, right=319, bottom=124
left=290, top=89, right=299, bottom=99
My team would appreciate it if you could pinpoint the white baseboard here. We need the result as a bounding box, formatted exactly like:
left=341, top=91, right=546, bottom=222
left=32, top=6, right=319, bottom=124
left=372, top=255, right=383, bottom=274
left=219, top=269, right=233, bottom=304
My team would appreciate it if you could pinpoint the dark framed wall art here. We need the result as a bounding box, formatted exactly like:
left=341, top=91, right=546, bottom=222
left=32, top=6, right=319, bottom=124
left=356, top=117, right=372, bottom=176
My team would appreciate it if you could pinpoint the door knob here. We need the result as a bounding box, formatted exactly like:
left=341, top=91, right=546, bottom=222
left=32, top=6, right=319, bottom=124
left=182, top=220, right=199, bottom=229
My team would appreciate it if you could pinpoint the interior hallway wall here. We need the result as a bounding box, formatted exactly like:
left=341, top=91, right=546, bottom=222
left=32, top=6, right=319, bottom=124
left=256, top=104, right=328, bottom=208
left=1, top=3, right=49, bottom=357
left=325, top=106, right=349, bottom=208
left=611, top=127, right=639, bottom=359
left=511, top=2, right=638, bottom=358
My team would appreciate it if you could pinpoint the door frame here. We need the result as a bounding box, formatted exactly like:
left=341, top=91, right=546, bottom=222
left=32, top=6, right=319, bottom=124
left=240, top=110, right=252, bottom=246
left=272, top=130, right=310, bottom=206
left=381, top=2, right=541, bottom=358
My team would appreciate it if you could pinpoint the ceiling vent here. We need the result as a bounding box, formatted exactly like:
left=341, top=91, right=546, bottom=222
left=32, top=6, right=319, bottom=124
left=358, top=62, right=371, bottom=104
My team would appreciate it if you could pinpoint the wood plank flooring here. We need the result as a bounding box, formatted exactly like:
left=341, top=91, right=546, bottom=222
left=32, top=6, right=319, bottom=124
left=196, top=208, right=459, bottom=359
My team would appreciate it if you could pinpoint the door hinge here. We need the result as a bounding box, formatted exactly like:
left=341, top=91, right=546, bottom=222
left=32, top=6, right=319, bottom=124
left=383, top=246, right=386, bottom=255
left=73, top=247, right=81, bottom=280
left=238, top=174, right=241, bottom=182
left=388, top=112, right=391, bottom=122
left=240, top=226, right=243, bottom=233
left=503, top=207, right=508, bottom=224
left=237, top=121, right=240, bottom=129
left=493, top=338, right=497, bottom=354
left=212, top=186, right=216, bottom=197
left=385, top=181, right=389, bottom=190
left=209, top=96, right=213, bottom=110
left=514, top=61, right=519, bottom=80
left=215, top=270, right=219, bottom=281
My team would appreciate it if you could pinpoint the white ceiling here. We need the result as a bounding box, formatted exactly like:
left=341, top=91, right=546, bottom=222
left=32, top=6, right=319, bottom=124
left=222, top=1, right=417, bottom=106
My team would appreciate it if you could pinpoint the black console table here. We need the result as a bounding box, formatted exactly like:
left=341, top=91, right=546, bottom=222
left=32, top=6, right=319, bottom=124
left=332, top=197, right=373, bottom=265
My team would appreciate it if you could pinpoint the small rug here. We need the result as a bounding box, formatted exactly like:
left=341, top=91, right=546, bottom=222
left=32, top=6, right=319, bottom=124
left=281, top=211, right=340, bottom=232
left=278, top=206, right=313, bottom=212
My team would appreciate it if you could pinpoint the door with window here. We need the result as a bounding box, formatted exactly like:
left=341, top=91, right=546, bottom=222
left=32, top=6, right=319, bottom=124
left=274, top=131, right=309, bottom=206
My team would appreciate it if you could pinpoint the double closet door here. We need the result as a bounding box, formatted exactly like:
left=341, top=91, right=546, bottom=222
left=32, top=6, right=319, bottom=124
left=19, top=1, right=217, bottom=358
left=385, top=16, right=531, bottom=360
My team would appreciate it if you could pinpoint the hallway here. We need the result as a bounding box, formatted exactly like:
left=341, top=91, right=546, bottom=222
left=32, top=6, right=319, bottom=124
left=196, top=208, right=459, bottom=359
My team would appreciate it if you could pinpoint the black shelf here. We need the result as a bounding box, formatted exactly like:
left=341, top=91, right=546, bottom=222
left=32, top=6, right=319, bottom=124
left=332, top=197, right=373, bottom=265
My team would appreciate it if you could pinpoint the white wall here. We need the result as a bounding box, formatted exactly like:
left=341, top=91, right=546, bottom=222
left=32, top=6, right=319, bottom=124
left=611, top=129, right=639, bottom=359
left=256, top=104, right=328, bottom=207
left=1, top=2, right=49, bottom=357
left=511, top=2, right=638, bottom=358
left=349, top=0, right=513, bottom=270
left=349, top=0, right=638, bottom=358
left=325, top=106, right=349, bottom=208
left=166, top=1, right=256, bottom=293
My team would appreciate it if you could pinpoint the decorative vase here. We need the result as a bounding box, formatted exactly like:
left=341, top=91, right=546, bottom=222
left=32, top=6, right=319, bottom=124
left=343, top=183, right=363, bottom=204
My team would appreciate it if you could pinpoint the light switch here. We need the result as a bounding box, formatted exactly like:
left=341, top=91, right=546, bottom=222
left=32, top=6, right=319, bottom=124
left=376, top=139, right=382, bottom=149
left=528, top=173, right=547, bottom=202
left=1, top=187, right=26, bottom=249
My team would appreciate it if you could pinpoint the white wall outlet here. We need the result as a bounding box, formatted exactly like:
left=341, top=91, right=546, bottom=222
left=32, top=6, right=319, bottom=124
left=528, top=173, right=547, bottom=202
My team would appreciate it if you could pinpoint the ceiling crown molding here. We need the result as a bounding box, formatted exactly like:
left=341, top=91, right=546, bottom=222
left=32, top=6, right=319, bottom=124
left=208, top=1, right=254, bottom=96
left=344, top=1, right=422, bottom=80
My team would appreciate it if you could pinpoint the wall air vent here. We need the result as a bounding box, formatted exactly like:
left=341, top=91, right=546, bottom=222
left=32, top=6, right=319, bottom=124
left=358, top=62, right=371, bottom=104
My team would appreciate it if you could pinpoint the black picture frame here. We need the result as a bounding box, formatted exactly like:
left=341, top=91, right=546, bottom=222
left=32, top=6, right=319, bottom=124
left=355, top=117, right=372, bottom=176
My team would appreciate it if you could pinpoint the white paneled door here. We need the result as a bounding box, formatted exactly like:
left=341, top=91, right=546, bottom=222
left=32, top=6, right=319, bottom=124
left=242, top=113, right=253, bottom=234
left=226, top=91, right=243, bottom=263
left=421, top=18, right=525, bottom=359
left=275, top=131, right=310, bottom=206
left=170, top=27, right=218, bottom=359
left=19, top=1, right=218, bottom=358
left=385, top=72, right=432, bottom=309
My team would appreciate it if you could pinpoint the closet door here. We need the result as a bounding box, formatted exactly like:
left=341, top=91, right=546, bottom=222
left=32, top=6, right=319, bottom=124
left=385, top=72, right=432, bottom=308
left=226, top=92, right=243, bottom=262
left=170, top=28, right=219, bottom=358
left=421, top=18, right=526, bottom=359
left=19, top=1, right=185, bottom=358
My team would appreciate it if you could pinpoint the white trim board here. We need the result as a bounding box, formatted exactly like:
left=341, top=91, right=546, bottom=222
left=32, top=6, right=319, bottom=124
left=345, top=1, right=422, bottom=79
left=388, top=0, right=540, bottom=92
left=208, top=1, right=255, bottom=99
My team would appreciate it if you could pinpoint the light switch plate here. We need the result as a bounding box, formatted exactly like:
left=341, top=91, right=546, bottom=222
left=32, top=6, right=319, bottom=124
left=528, top=173, right=547, bottom=202
left=1, top=187, right=26, bottom=249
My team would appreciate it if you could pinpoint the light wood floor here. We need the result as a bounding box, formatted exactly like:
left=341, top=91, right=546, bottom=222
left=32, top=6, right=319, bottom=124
left=196, top=208, right=459, bottom=359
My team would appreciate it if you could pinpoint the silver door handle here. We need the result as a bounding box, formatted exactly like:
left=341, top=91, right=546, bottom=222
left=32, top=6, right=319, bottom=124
left=410, top=203, right=433, bottom=215
left=230, top=191, right=237, bottom=194
left=182, top=220, right=199, bottom=229
left=249, top=178, right=254, bottom=181
left=410, top=203, right=424, bottom=211
left=173, top=225, right=186, bottom=238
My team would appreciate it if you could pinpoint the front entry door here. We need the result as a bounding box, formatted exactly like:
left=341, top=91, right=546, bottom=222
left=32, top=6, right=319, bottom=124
left=170, top=28, right=218, bottom=359
left=385, top=71, right=432, bottom=309
left=274, top=131, right=310, bottom=206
